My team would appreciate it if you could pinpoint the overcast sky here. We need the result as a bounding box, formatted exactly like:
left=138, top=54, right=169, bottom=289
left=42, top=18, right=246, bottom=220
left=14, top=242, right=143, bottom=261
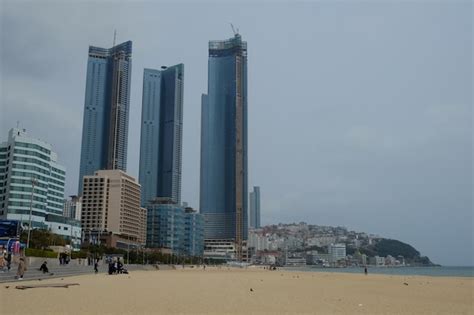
left=1, top=0, right=472, bottom=266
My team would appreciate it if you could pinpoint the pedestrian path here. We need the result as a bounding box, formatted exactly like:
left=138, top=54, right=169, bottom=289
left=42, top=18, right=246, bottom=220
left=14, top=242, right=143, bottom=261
left=0, top=262, right=157, bottom=283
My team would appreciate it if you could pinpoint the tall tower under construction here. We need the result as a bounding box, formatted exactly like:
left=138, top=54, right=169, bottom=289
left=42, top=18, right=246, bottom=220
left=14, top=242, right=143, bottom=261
left=200, top=33, right=248, bottom=260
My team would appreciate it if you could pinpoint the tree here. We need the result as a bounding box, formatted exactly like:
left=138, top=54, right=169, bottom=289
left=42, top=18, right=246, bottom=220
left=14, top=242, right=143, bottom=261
left=20, top=229, right=66, bottom=249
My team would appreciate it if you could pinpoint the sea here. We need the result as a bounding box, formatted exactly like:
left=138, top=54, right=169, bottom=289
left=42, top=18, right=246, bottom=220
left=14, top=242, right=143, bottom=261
left=283, top=266, right=474, bottom=277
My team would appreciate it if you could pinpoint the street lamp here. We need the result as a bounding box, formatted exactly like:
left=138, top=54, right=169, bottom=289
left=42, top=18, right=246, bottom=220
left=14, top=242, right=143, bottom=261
left=26, top=177, right=38, bottom=249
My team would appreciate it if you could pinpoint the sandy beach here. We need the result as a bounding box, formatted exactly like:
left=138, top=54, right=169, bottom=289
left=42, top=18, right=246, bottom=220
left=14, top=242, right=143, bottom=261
left=1, top=267, right=472, bottom=315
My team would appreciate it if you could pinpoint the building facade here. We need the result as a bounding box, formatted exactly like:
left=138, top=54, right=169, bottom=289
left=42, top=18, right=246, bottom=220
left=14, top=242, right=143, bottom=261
left=200, top=33, right=248, bottom=259
left=146, top=198, right=185, bottom=254
left=78, top=41, right=132, bottom=194
left=63, top=195, right=82, bottom=221
left=328, top=243, right=347, bottom=262
left=249, top=186, right=260, bottom=229
left=146, top=199, right=204, bottom=257
left=184, top=207, right=204, bottom=257
left=139, top=64, right=184, bottom=206
left=81, top=170, right=146, bottom=247
left=0, top=128, right=66, bottom=229
left=45, top=214, right=82, bottom=250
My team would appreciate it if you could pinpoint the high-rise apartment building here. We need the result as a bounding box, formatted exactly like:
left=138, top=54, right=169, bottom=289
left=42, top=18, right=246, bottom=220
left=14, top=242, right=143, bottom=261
left=139, top=64, right=184, bottom=206
left=0, top=128, right=66, bottom=228
left=249, top=186, right=261, bottom=229
left=81, top=170, right=146, bottom=247
left=63, top=195, right=82, bottom=221
left=200, top=33, right=248, bottom=260
left=78, top=41, right=132, bottom=194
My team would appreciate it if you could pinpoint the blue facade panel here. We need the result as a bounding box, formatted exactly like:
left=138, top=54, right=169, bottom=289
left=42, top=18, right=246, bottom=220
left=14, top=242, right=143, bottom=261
left=146, top=202, right=185, bottom=254
left=146, top=202, right=203, bottom=257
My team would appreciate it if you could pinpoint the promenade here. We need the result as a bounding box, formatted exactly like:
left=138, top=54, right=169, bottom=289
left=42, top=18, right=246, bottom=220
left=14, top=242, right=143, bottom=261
left=0, top=261, right=157, bottom=283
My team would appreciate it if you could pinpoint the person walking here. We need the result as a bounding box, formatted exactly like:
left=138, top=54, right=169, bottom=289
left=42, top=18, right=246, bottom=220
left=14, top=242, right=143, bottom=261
left=16, top=257, right=27, bottom=280
left=6, top=252, right=12, bottom=271
left=94, top=259, right=99, bottom=273
left=364, top=266, right=368, bottom=275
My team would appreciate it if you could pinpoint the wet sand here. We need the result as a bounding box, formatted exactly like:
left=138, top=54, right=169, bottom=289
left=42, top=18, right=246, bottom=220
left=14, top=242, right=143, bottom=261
left=1, top=267, right=472, bottom=314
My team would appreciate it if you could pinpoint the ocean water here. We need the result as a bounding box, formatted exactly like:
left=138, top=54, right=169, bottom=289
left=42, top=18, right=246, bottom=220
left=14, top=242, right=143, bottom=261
left=284, top=266, right=474, bottom=277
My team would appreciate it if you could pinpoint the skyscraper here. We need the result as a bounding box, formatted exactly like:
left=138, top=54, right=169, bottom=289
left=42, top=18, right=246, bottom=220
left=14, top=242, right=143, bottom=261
left=139, top=64, right=184, bottom=206
left=200, top=33, right=248, bottom=260
left=249, top=186, right=261, bottom=229
left=78, top=41, right=132, bottom=194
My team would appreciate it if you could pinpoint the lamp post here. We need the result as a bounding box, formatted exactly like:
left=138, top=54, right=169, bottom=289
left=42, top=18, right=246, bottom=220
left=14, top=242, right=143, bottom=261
left=26, top=177, right=38, bottom=249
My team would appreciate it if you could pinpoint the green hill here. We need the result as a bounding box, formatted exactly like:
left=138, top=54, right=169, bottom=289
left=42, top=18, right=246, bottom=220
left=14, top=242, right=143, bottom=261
left=353, top=239, right=436, bottom=266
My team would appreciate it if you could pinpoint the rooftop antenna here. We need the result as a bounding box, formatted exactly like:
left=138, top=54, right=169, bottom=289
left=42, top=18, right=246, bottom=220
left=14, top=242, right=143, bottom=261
left=113, top=30, right=117, bottom=47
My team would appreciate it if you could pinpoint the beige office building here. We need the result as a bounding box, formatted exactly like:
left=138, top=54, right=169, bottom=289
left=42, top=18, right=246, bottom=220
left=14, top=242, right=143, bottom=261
left=81, top=170, right=147, bottom=247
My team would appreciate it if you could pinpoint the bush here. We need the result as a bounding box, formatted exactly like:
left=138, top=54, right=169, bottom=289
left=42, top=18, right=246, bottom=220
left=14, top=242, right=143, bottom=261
left=25, top=248, right=58, bottom=258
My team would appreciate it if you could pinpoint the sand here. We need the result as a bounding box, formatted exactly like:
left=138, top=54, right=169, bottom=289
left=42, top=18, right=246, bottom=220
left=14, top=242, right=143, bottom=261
left=1, top=267, right=472, bottom=314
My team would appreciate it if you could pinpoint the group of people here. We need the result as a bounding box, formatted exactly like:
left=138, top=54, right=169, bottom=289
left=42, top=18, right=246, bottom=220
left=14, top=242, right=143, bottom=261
left=59, top=253, right=70, bottom=265
left=107, top=257, right=127, bottom=275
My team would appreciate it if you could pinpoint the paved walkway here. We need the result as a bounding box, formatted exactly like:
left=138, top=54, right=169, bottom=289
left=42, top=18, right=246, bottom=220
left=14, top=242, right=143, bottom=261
left=0, top=262, right=158, bottom=283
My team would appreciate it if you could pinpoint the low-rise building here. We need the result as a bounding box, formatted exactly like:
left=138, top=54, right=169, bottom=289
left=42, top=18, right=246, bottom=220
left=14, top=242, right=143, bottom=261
left=146, top=199, right=204, bottom=257
left=285, top=256, right=307, bottom=267
left=369, top=255, right=385, bottom=266
left=328, top=243, right=346, bottom=262
left=45, top=214, right=81, bottom=250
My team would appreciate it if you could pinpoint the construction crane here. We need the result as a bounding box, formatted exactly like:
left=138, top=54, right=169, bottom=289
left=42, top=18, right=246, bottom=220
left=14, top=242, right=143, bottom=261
left=230, top=23, right=239, bottom=36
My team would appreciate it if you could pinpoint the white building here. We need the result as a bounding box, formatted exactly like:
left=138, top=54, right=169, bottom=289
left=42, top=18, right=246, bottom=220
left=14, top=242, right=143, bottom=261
left=328, top=243, right=346, bottom=262
left=0, top=128, right=66, bottom=228
left=266, top=235, right=286, bottom=250
left=371, top=256, right=385, bottom=266
left=63, top=195, right=82, bottom=221
left=311, top=236, right=337, bottom=247
left=45, top=214, right=82, bottom=250
left=285, top=256, right=307, bottom=267
left=248, top=232, right=269, bottom=251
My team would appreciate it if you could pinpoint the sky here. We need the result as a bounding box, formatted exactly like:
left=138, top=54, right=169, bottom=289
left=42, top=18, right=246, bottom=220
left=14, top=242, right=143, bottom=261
left=0, top=0, right=472, bottom=266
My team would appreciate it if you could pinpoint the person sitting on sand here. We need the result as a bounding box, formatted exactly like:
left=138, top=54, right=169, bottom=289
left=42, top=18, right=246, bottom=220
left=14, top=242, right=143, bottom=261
left=39, top=261, right=49, bottom=274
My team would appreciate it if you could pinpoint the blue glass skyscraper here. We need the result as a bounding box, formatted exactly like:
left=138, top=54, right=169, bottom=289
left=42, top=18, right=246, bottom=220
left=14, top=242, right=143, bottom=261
left=78, top=41, right=132, bottom=193
left=200, top=34, right=248, bottom=259
left=139, top=64, right=184, bottom=206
